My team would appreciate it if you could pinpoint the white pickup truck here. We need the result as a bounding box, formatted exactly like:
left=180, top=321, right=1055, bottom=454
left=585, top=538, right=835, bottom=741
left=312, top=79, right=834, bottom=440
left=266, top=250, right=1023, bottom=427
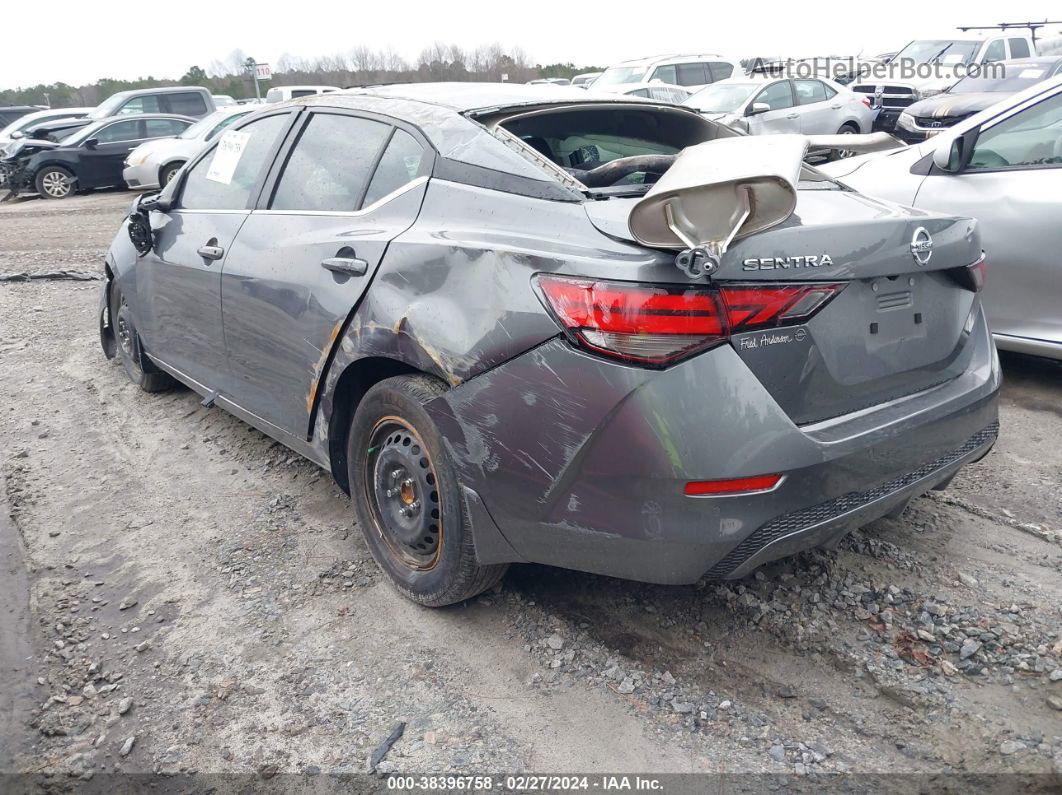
left=849, top=34, right=1036, bottom=130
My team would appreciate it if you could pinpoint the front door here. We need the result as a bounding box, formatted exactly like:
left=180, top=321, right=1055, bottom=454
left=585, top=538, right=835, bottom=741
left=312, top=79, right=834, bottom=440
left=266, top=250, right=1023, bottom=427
left=914, top=89, right=1062, bottom=347
left=219, top=110, right=431, bottom=437
left=135, top=112, right=294, bottom=389
left=747, top=81, right=801, bottom=135
left=78, top=119, right=145, bottom=189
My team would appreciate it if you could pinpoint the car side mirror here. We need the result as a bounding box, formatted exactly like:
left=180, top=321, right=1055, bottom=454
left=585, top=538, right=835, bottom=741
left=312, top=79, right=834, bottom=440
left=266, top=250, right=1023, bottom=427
left=932, top=126, right=979, bottom=173
left=11, top=130, right=24, bottom=139
left=746, top=102, right=770, bottom=116
left=84, top=138, right=98, bottom=149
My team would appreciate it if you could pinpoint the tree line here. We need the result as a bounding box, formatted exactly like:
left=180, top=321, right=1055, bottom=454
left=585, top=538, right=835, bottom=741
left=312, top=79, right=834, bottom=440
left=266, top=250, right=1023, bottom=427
left=1, top=44, right=603, bottom=108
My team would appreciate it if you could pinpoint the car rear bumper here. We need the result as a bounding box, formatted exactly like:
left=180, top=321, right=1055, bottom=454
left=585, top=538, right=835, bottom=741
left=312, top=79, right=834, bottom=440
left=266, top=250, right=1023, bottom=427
left=427, top=308, right=1000, bottom=584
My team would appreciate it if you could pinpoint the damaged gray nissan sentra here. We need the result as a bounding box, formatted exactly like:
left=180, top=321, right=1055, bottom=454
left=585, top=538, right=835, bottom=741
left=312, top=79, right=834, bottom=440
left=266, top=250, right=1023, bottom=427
left=99, top=83, right=1000, bottom=606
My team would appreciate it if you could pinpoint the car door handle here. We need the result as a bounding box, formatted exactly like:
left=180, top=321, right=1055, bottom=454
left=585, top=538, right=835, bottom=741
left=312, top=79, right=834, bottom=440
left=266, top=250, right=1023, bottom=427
left=786, top=113, right=799, bottom=120
left=197, top=244, right=225, bottom=261
left=831, top=104, right=842, bottom=110
left=321, top=256, right=368, bottom=277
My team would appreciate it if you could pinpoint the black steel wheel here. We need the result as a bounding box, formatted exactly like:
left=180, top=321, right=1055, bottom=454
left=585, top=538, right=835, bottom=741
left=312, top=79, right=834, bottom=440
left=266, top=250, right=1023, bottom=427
left=111, top=292, right=174, bottom=393
left=348, top=374, right=508, bottom=606
left=367, top=417, right=443, bottom=570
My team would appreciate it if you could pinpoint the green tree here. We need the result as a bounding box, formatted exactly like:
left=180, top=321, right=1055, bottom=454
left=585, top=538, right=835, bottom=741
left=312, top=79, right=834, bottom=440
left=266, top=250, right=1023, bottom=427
left=181, top=65, right=208, bottom=86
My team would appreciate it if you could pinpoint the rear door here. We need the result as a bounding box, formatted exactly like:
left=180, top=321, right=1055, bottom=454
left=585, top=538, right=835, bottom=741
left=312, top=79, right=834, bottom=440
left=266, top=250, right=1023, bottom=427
left=747, top=81, right=801, bottom=134
left=135, top=111, right=295, bottom=389
left=913, top=89, right=1062, bottom=348
left=793, top=79, right=837, bottom=134
left=219, top=109, right=432, bottom=436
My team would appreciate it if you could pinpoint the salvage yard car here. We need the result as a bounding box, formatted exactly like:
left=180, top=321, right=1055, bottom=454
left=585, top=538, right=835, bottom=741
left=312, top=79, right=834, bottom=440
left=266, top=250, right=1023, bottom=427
left=895, top=56, right=1062, bottom=143
left=123, top=105, right=254, bottom=189
left=594, top=55, right=740, bottom=94
left=2, top=114, right=193, bottom=198
left=850, top=34, right=1036, bottom=131
left=100, top=83, right=999, bottom=606
left=683, top=77, right=875, bottom=151
left=821, top=75, right=1062, bottom=361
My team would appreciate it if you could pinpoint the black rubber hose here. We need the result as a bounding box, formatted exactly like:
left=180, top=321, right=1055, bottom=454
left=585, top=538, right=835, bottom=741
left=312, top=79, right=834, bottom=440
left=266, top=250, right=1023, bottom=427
left=567, top=154, right=676, bottom=187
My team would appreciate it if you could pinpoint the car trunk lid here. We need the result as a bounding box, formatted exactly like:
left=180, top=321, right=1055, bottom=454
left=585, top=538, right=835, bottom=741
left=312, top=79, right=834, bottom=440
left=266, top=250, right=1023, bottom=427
left=584, top=185, right=983, bottom=425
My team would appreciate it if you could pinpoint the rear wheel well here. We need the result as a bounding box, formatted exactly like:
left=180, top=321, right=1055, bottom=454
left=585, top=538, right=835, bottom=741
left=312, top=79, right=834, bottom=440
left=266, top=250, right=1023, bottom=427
left=327, top=357, right=426, bottom=493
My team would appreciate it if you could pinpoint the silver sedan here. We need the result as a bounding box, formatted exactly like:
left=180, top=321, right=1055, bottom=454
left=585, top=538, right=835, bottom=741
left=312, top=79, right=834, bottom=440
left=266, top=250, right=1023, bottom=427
left=123, top=105, right=253, bottom=190
left=684, top=77, right=877, bottom=155
left=821, top=75, right=1062, bottom=360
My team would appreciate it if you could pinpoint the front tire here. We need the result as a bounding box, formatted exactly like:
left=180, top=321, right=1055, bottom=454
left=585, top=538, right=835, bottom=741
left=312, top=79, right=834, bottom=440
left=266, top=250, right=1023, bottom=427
left=159, top=162, right=184, bottom=187
left=112, top=294, right=174, bottom=393
left=348, top=375, right=508, bottom=607
left=34, top=166, right=75, bottom=199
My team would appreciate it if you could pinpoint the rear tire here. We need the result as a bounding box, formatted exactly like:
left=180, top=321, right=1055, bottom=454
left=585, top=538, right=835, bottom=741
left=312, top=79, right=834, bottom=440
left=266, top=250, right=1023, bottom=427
left=348, top=375, right=508, bottom=607
left=159, top=162, right=184, bottom=187
left=112, top=294, right=174, bottom=393
left=34, top=166, right=75, bottom=199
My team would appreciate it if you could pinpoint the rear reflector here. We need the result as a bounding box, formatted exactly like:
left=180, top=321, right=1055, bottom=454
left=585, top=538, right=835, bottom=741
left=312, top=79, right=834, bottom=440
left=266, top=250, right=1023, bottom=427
left=684, top=474, right=783, bottom=496
left=535, top=274, right=844, bottom=366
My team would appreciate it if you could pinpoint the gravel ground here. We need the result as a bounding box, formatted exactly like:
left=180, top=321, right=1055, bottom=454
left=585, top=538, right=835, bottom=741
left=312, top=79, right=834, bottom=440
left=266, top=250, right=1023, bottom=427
left=1, top=191, right=1061, bottom=790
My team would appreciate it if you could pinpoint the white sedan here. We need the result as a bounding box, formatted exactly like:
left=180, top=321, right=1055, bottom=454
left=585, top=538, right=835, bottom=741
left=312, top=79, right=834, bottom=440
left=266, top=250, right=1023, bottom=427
left=683, top=77, right=876, bottom=154
left=122, top=105, right=254, bottom=190
left=820, top=76, right=1062, bottom=360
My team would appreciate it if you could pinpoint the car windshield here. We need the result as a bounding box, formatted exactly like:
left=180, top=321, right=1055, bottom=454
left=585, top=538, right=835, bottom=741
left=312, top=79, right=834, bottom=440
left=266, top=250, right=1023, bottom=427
left=179, top=110, right=244, bottom=140
left=951, top=65, right=1053, bottom=93
left=61, top=122, right=107, bottom=146
left=88, top=94, right=127, bottom=119
left=594, top=66, right=649, bottom=88
left=684, top=83, right=758, bottom=113
left=893, top=39, right=980, bottom=66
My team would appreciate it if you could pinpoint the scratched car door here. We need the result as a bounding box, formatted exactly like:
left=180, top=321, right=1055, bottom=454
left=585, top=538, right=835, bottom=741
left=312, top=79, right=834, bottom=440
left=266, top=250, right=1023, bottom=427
left=913, top=89, right=1062, bottom=348
left=219, top=110, right=431, bottom=437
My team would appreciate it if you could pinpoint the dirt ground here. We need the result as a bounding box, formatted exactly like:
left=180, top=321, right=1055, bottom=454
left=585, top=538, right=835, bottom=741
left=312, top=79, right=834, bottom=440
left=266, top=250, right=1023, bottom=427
left=1, top=190, right=1060, bottom=790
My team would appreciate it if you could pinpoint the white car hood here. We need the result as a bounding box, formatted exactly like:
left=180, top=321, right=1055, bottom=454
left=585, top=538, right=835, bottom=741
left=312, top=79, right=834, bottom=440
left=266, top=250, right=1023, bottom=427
left=129, top=137, right=201, bottom=165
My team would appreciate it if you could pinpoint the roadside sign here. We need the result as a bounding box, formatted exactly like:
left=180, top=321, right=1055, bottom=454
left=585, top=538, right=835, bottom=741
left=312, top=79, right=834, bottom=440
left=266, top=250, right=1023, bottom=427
left=255, top=63, right=272, bottom=80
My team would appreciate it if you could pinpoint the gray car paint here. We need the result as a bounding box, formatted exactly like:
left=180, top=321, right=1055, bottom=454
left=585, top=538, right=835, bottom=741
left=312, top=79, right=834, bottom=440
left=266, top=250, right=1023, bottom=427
left=101, top=85, right=1000, bottom=585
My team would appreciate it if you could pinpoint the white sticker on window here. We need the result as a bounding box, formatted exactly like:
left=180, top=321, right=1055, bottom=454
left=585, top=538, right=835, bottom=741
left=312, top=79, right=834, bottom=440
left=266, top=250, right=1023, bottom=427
left=206, top=130, right=250, bottom=185
left=1019, top=69, right=1045, bottom=79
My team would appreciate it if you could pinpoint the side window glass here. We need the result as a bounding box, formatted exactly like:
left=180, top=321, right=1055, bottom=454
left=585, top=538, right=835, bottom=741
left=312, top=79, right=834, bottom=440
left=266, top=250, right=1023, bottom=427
left=362, top=130, right=427, bottom=207
left=1009, top=38, right=1031, bottom=58
left=651, top=65, right=676, bottom=84
left=708, top=62, right=734, bottom=81
left=675, top=63, right=708, bottom=86
left=628, top=88, right=649, bottom=98
left=794, top=80, right=828, bottom=105
left=968, top=92, right=1062, bottom=170
left=144, top=119, right=187, bottom=138
left=180, top=114, right=288, bottom=210
left=270, top=114, right=391, bottom=212
left=755, top=81, right=794, bottom=111
left=982, top=40, right=1006, bottom=63
left=96, top=120, right=142, bottom=143
left=118, top=96, right=160, bottom=115
left=166, top=92, right=208, bottom=117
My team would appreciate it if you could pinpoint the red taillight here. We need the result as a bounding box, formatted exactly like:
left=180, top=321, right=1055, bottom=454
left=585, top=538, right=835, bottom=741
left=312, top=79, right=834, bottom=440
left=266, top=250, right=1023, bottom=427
left=948, top=254, right=987, bottom=292
left=535, top=275, right=844, bottom=367
left=685, top=474, right=783, bottom=496
left=861, top=97, right=872, bottom=108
